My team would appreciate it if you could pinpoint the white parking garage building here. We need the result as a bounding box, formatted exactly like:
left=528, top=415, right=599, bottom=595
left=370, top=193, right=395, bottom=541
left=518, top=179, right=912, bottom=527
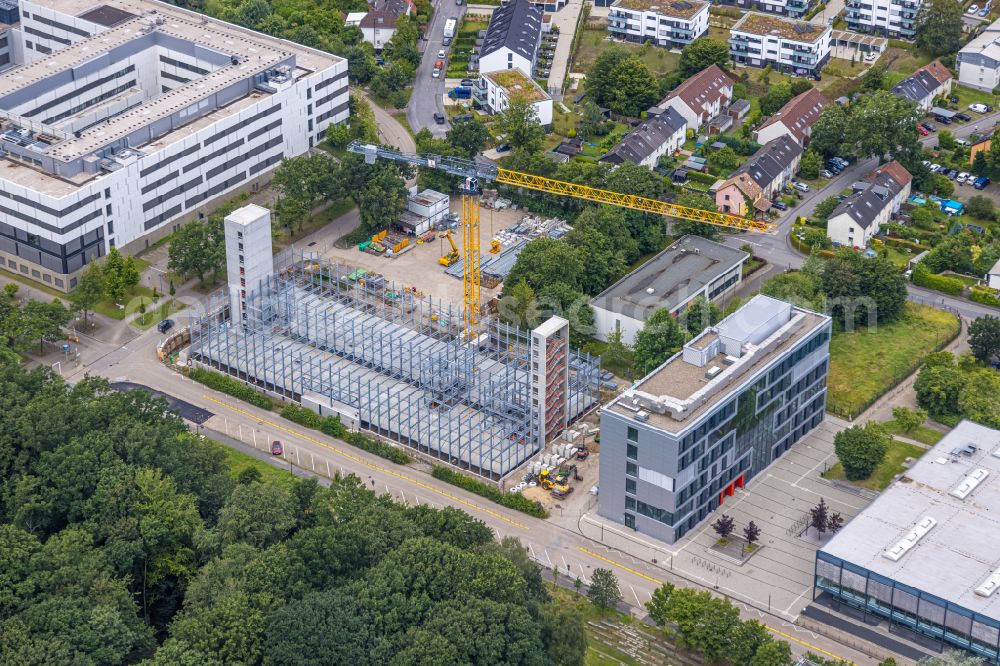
left=0, top=0, right=347, bottom=290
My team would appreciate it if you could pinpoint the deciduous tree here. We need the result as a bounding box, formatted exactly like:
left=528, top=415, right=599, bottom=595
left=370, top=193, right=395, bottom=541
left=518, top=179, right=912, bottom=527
left=798, top=149, right=822, bottom=180
left=958, top=369, right=1000, bottom=428
left=760, top=83, right=792, bottom=116
left=892, top=406, right=928, bottom=433
left=447, top=118, right=491, bottom=158
left=587, top=568, right=622, bottom=611
left=69, top=262, right=104, bottom=325
left=809, top=498, right=829, bottom=535
left=809, top=105, right=849, bottom=158
left=679, top=38, right=730, bottom=78
left=712, top=514, right=735, bottom=540
left=743, top=520, right=761, bottom=546
left=915, top=0, right=964, bottom=57
left=681, top=296, right=721, bottom=336
left=633, top=308, right=687, bottom=375
left=969, top=315, right=1000, bottom=363
left=833, top=424, right=890, bottom=481
left=495, top=98, right=546, bottom=153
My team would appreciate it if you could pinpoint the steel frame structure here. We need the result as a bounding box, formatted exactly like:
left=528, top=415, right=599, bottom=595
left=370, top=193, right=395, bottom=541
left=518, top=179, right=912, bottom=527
left=188, top=251, right=600, bottom=479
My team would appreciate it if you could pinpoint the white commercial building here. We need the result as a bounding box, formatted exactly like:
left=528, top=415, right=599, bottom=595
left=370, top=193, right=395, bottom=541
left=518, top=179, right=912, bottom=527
left=729, top=12, right=831, bottom=78
left=959, top=19, right=1000, bottom=93
left=607, top=0, right=709, bottom=49
left=479, top=69, right=553, bottom=129
left=0, top=0, right=347, bottom=291
left=224, top=204, right=273, bottom=323
left=590, top=235, right=748, bottom=344
left=844, top=0, right=919, bottom=39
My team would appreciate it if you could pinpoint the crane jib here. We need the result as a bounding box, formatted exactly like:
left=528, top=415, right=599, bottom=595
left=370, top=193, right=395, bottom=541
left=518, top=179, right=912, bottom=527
left=494, top=169, right=776, bottom=234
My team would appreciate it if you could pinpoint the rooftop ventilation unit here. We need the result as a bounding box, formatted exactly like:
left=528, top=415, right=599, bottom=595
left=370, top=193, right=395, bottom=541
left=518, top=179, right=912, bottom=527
left=634, top=410, right=649, bottom=422
left=975, top=566, right=1000, bottom=598
left=882, top=516, right=936, bottom=562
left=950, top=468, right=989, bottom=500
left=705, top=366, right=722, bottom=379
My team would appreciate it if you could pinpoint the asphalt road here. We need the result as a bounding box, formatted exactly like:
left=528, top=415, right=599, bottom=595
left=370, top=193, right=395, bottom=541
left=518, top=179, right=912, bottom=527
left=52, top=320, right=876, bottom=666
left=407, top=0, right=466, bottom=137
left=720, top=122, right=1000, bottom=321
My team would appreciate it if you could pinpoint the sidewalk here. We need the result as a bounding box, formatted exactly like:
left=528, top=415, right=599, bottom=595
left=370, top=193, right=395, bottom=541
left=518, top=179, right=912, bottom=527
left=546, top=0, right=585, bottom=98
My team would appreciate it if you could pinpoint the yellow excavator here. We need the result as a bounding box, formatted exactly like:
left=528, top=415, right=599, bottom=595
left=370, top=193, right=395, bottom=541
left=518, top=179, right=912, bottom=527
left=438, top=230, right=460, bottom=267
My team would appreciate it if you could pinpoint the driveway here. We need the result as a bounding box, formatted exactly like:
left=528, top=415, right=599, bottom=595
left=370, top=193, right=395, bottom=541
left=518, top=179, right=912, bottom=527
left=407, top=0, right=467, bottom=137
left=545, top=0, right=585, bottom=98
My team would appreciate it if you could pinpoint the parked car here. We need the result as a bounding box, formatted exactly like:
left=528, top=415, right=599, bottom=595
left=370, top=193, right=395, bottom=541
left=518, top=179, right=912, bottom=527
left=955, top=112, right=972, bottom=121
left=271, top=441, right=283, bottom=456
left=933, top=114, right=952, bottom=125
left=948, top=169, right=959, bottom=179
left=917, top=125, right=929, bottom=136
left=832, top=156, right=850, bottom=166
left=820, top=169, right=834, bottom=178
left=864, top=51, right=878, bottom=62
left=437, top=49, right=446, bottom=59
left=771, top=200, right=788, bottom=211
left=971, top=103, right=991, bottom=113
left=975, top=176, right=991, bottom=189
left=496, top=143, right=511, bottom=153
left=793, top=181, right=810, bottom=192
left=434, top=112, right=445, bottom=124
left=836, top=194, right=847, bottom=201
left=454, top=113, right=473, bottom=122
left=980, top=6, right=990, bottom=15
left=431, top=69, right=440, bottom=78
left=929, top=163, right=941, bottom=172
left=442, top=36, right=452, bottom=46
left=968, top=4, right=979, bottom=13
left=958, top=172, right=971, bottom=184
left=157, top=319, right=174, bottom=334
left=921, top=159, right=931, bottom=167
left=922, top=121, right=937, bottom=132
left=461, top=78, right=476, bottom=86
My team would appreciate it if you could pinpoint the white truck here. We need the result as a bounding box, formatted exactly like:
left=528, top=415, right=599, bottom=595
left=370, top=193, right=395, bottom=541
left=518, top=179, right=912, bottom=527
left=443, top=17, right=457, bottom=40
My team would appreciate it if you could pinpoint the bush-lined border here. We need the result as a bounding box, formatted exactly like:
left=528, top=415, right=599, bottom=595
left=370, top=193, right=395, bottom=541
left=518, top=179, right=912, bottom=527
left=431, top=465, right=548, bottom=518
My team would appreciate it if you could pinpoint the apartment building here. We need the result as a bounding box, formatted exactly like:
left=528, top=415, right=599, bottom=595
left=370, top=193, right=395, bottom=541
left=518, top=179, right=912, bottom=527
left=607, top=0, right=709, bottom=49
left=598, top=294, right=832, bottom=544
left=844, top=0, right=920, bottom=38
left=599, top=107, right=687, bottom=168
left=478, top=68, right=553, bottom=129
left=658, top=64, right=734, bottom=129
left=715, top=135, right=803, bottom=215
left=753, top=87, right=829, bottom=146
left=0, top=0, right=347, bottom=291
left=826, top=161, right=911, bottom=248
left=478, top=0, right=544, bottom=76
left=715, top=0, right=814, bottom=19
left=729, top=12, right=832, bottom=78
left=959, top=18, right=1000, bottom=92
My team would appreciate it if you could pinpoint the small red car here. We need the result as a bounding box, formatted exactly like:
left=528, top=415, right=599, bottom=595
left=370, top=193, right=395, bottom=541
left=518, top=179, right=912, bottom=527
left=271, top=440, right=283, bottom=456
left=917, top=125, right=929, bottom=136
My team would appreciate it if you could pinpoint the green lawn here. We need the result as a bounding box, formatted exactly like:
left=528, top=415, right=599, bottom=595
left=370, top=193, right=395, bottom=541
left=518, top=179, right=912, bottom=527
left=950, top=83, right=999, bottom=110
left=131, top=299, right=185, bottom=330
left=823, top=439, right=926, bottom=490
left=941, top=272, right=982, bottom=287
left=93, top=284, right=155, bottom=320
left=881, top=419, right=945, bottom=446
left=572, top=29, right=679, bottom=77
left=204, top=437, right=298, bottom=490
left=826, top=303, right=960, bottom=418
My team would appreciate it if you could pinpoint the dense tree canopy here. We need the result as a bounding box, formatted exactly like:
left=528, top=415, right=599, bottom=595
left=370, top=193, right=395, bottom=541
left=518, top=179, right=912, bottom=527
left=915, top=0, right=964, bottom=57
left=833, top=424, right=890, bottom=481
left=633, top=308, right=688, bottom=375
left=969, top=315, right=1000, bottom=364
left=0, top=363, right=584, bottom=665
left=585, top=49, right=658, bottom=117
left=679, top=39, right=730, bottom=78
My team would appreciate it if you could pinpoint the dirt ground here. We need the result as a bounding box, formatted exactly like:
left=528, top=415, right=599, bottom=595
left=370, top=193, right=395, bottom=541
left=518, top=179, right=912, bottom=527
left=515, top=414, right=603, bottom=513
left=319, top=202, right=536, bottom=306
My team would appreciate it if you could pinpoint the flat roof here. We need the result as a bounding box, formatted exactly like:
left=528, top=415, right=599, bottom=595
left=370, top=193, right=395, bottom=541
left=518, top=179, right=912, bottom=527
left=612, top=0, right=707, bottom=19
left=2, top=0, right=341, bottom=162
left=605, top=295, right=828, bottom=431
left=732, top=12, right=828, bottom=43
left=590, top=235, right=748, bottom=319
left=483, top=68, right=549, bottom=102
left=821, top=421, right=1000, bottom=622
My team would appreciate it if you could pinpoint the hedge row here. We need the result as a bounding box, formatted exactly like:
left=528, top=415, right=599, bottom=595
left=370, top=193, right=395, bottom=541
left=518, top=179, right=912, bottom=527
left=685, top=170, right=720, bottom=186
left=279, top=404, right=410, bottom=465
left=431, top=465, right=549, bottom=518
left=189, top=368, right=274, bottom=410
left=912, top=264, right=964, bottom=296
left=970, top=286, right=1000, bottom=306
left=883, top=236, right=925, bottom=253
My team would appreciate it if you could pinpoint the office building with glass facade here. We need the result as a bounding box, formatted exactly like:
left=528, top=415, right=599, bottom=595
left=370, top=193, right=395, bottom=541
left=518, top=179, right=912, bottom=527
left=597, top=295, right=831, bottom=544
left=815, top=421, right=1000, bottom=664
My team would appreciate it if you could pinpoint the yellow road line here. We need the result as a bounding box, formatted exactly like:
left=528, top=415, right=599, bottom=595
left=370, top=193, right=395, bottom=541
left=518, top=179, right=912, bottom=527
left=577, top=547, right=856, bottom=665
left=204, top=395, right=529, bottom=530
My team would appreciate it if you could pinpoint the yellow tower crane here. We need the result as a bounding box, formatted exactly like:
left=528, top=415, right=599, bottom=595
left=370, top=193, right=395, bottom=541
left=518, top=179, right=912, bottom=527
left=349, top=142, right=776, bottom=340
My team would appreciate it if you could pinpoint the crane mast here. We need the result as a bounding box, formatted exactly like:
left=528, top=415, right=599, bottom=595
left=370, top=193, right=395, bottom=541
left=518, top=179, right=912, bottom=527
left=348, top=142, right=776, bottom=340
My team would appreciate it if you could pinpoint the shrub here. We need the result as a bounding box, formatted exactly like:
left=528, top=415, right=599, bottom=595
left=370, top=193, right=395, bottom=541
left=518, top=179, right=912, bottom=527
left=911, top=263, right=964, bottom=296
left=280, top=404, right=410, bottom=464
left=431, top=465, right=549, bottom=518
left=189, top=367, right=274, bottom=410
left=970, top=286, right=1000, bottom=307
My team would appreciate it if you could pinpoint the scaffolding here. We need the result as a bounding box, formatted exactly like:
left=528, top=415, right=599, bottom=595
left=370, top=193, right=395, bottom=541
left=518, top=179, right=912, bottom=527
left=189, top=250, right=601, bottom=480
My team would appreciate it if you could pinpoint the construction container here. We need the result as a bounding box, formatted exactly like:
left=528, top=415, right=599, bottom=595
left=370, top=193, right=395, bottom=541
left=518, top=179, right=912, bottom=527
left=359, top=241, right=371, bottom=252
left=533, top=461, right=542, bottom=475
left=542, top=454, right=551, bottom=466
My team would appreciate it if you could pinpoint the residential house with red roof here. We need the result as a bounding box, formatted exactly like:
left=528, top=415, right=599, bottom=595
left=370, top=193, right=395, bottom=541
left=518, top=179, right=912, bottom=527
left=657, top=64, right=734, bottom=129
left=753, top=88, right=829, bottom=147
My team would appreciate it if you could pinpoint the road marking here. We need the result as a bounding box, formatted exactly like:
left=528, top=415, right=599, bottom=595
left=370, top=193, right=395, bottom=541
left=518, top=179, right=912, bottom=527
left=204, top=395, right=529, bottom=530
left=577, top=547, right=856, bottom=665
